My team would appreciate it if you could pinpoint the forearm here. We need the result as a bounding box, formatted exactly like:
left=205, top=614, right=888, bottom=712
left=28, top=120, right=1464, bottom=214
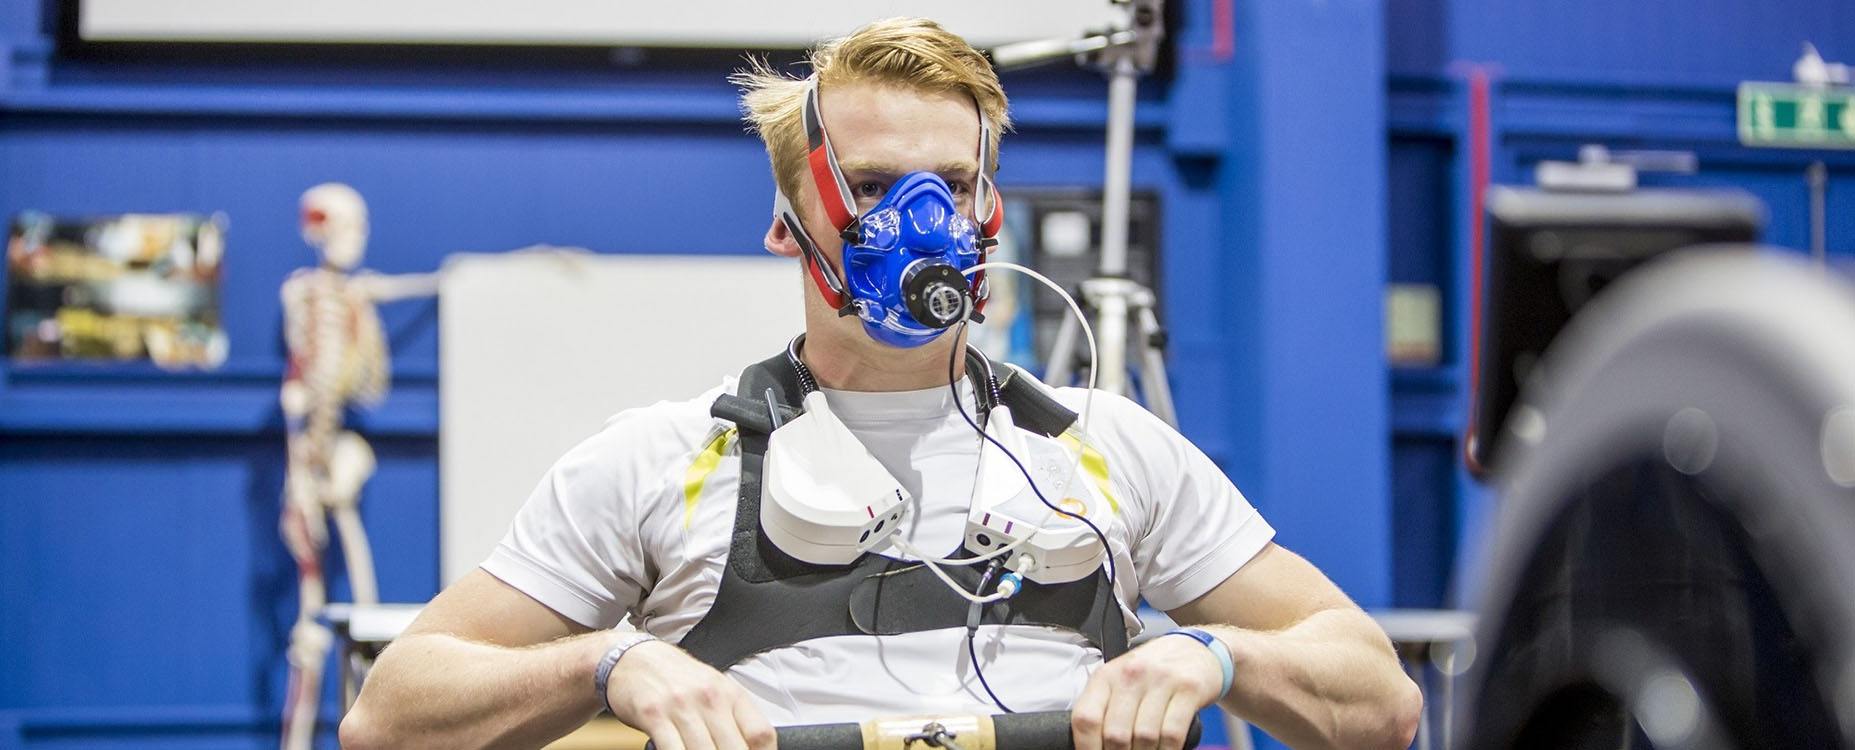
left=340, top=630, right=611, bottom=750
left=1208, top=609, right=1421, bottom=750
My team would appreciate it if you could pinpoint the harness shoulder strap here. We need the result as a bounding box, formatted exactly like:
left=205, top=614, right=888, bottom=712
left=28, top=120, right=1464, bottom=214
left=993, top=362, right=1078, bottom=438
left=722, top=350, right=814, bottom=583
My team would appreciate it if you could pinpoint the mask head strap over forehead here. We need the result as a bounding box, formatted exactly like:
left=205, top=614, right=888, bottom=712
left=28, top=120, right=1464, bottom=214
left=774, top=75, right=1005, bottom=317
left=802, top=79, right=862, bottom=242
left=974, top=110, right=1002, bottom=243
left=969, top=104, right=1000, bottom=317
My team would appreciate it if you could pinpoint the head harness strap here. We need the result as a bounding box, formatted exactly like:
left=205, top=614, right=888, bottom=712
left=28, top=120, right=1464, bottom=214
left=774, top=189, right=851, bottom=313
left=975, top=115, right=1002, bottom=241
left=969, top=113, right=998, bottom=317
left=801, top=81, right=860, bottom=238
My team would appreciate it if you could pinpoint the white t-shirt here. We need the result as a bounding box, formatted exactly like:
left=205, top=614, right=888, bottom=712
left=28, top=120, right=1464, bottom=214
left=482, top=373, right=1274, bottom=724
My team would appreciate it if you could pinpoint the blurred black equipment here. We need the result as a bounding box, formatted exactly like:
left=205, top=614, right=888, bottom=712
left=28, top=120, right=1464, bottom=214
left=1457, top=251, right=1855, bottom=749
left=1465, top=147, right=1763, bottom=476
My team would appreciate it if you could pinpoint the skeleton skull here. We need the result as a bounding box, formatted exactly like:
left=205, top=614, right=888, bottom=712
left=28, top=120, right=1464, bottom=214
left=300, top=183, right=369, bottom=271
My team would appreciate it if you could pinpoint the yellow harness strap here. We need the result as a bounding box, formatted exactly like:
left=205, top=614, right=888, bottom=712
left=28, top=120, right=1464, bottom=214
left=683, top=427, right=736, bottom=529
left=1059, top=430, right=1120, bottom=515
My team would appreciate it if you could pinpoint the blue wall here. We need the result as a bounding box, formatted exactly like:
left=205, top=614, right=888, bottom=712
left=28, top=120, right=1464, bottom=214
left=5, top=0, right=1851, bottom=747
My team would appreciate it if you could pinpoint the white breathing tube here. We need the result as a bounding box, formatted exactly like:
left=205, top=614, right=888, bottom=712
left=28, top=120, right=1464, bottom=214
left=884, top=260, right=1105, bottom=603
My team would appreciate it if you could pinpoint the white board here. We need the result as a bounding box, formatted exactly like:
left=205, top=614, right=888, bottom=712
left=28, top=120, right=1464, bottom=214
left=77, top=1, right=1120, bottom=50
left=438, top=250, right=802, bottom=586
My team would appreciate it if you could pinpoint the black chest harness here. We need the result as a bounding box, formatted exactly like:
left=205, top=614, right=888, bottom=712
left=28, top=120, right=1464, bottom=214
left=675, top=347, right=1130, bottom=670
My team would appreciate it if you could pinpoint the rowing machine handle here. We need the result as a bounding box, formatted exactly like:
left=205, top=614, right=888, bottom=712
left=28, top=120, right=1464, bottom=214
left=994, top=711, right=1203, bottom=750
left=643, top=710, right=1203, bottom=750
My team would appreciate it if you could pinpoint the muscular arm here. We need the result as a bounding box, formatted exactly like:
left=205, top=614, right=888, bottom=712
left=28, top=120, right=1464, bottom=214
left=338, top=569, right=608, bottom=750
left=340, top=569, right=774, bottom=750
left=1168, top=543, right=1421, bottom=750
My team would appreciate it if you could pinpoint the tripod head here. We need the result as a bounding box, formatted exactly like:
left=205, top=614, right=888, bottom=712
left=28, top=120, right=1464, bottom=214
left=989, top=0, right=1164, bottom=74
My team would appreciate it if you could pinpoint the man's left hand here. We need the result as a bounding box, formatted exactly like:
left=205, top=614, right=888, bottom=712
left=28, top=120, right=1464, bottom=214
left=1071, top=632, right=1224, bottom=750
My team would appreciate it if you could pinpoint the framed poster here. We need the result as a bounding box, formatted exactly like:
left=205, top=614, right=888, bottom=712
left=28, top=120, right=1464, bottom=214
left=4, top=212, right=228, bottom=368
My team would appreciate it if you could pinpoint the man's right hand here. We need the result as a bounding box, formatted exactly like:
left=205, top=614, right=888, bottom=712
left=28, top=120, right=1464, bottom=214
left=603, top=639, right=778, bottom=750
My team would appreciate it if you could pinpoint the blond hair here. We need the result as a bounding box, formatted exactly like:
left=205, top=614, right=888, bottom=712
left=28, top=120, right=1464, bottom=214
left=733, top=17, right=1011, bottom=204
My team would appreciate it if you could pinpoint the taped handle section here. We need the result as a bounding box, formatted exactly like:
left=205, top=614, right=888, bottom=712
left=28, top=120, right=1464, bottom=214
left=641, top=710, right=1203, bottom=750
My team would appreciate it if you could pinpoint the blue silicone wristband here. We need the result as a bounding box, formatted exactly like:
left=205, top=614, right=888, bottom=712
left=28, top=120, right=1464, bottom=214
left=1164, top=627, right=1235, bottom=698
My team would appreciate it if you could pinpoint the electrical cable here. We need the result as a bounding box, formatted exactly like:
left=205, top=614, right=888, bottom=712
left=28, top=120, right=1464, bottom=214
left=944, top=264, right=1128, bottom=713
left=945, top=319, right=1118, bottom=593
left=960, top=262, right=1111, bottom=581
left=889, top=535, right=1018, bottom=605
left=966, top=559, right=1016, bottom=714
left=829, top=260, right=1120, bottom=712
left=964, top=261, right=1100, bottom=436
left=890, top=509, right=1038, bottom=568
left=787, top=333, right=1035, bottom=583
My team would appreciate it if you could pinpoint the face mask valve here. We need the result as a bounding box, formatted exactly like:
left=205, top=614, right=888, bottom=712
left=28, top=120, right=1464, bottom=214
left=905, top=262, right=972, bottom=330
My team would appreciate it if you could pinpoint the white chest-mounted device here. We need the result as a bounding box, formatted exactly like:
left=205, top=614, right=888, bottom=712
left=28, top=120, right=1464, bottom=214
left=760, top=375, right=1110, bottom=583
left=761, top=390, right=908, bottom=565
left=965, top=405, right=1110, bottom=585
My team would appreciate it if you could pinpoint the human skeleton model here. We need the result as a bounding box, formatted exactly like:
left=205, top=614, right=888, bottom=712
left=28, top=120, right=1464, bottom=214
left=278, top=183, right=437, bottom=750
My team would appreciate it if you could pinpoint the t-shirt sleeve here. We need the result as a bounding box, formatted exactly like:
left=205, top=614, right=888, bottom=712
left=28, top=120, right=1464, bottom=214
left=479, top=409, right=672, bottom=630
left=1093, top=395, right=1275, bottom=612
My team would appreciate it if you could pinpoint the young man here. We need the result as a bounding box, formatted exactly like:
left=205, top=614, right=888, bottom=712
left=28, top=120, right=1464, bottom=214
left=341, top=18, right=1419, bottom=750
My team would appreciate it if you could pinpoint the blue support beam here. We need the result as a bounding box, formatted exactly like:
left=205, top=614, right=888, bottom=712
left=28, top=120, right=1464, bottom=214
left=1220, top=0, right=1391, bottom=609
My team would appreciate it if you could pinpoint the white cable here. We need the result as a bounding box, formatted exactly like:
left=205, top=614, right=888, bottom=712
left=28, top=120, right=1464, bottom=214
left=897, top=263, right=1110, bottom=609
left=962, top=265, right=1140, bottom=641
left=964, top=261, right=1099, bottom=436
left=964, top=261, right=1102, bottom=519
left=888, top=535, right=1014, bottom=604
left=902, top=525, right=1035, bottom=567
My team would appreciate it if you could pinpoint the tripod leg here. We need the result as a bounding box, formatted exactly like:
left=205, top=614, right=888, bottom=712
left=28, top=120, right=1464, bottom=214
left=1045, top=308, right=1081, bottom=387
left=1134, top=304, right=1177, bottom=428
left=1096, top=293, right=1129, bottom=396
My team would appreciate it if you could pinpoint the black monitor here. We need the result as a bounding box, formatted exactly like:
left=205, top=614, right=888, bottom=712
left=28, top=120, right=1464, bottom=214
left=1466, top=186, right=1764, bottom=475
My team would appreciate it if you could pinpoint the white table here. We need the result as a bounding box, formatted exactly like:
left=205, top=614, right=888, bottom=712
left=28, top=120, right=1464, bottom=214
left=1372, top=609, right=1477, bottom=750
left=321, top=602, right=426, bottom=710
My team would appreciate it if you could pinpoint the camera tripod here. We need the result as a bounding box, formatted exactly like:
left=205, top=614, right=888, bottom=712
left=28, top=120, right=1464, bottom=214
left=993, top=0, right=1177, bottom=428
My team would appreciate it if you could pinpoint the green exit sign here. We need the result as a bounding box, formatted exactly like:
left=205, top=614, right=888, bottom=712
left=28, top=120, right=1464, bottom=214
left=1738, top=82, right=1855, bottom=149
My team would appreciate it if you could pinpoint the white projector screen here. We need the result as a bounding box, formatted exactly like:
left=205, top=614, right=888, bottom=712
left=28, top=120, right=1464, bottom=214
left=76, top=1, right=1121, bottom=50
left=438, top=250, right=802, bottom=586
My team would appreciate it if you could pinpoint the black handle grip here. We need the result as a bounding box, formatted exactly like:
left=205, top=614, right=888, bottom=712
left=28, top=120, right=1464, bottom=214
left=993, top=711, right=1203, bottom=750
left=995, top=710, right=1075, bottom=749
left=776, top=721, right=865, bottom=748
left=642, top=710, right=1204, bottom=750
left=641, top=721, right=863, bottom=750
